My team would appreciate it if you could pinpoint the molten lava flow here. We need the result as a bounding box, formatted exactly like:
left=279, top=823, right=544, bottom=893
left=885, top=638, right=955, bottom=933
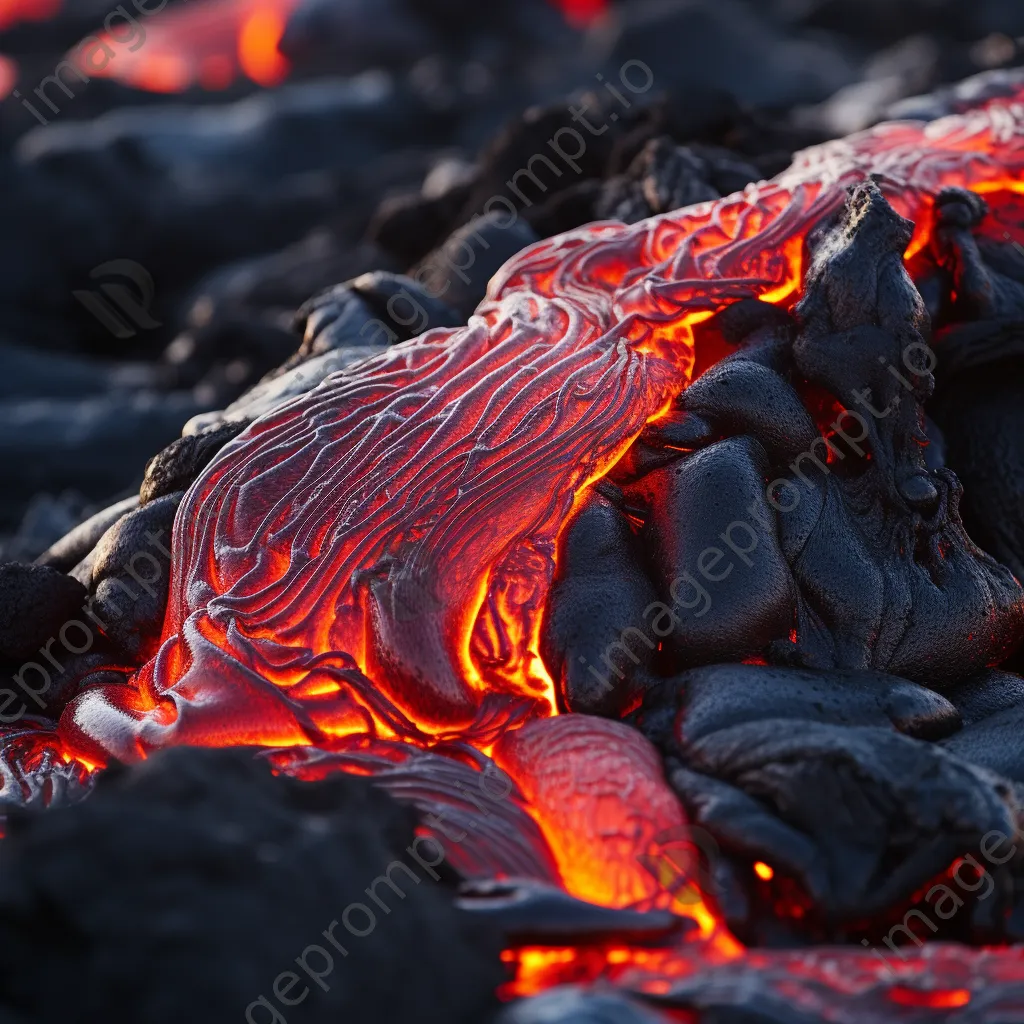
left=493, top=716, right=690, bottom=911
left=83, top=0, right=297, bottom=93
left=501, top=939, right=1007, bottom=1016
left=73, top=0, right=597, bottom=95
left=0, top=54, right=15, bottom=99
left=0, top=0, right=60, bottom=31
left=0, top=0, right=57, bottom=95
left=236, top=3, right=289, bottom=87
left=58, top=81, right=1024, bottom=768
left=555, top=0, right=608, bottom=28
left=0, top=75, right=1017, bottom=1017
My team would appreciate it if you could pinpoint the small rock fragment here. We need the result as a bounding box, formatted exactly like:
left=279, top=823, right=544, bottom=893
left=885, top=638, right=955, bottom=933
left=0, top=563, right=88, bottom=663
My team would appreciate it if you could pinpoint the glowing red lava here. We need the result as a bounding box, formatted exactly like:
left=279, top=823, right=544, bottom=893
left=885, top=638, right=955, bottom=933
left=9, top=75, right=1024, bottom=1017
left=36, top=0, right=606, bottom=96
left=0, top=0, right=61, bottom=31
left=59, top=81, right=1024, bottom=768
left=80, top=0, right=298, bottom=93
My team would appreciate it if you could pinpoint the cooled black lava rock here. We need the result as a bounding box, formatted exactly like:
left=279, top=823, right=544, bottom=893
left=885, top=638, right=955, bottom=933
left=279, top=0, right=436, bottom=73
left=74, top=493, right=181, bottom=663
left=368, top=172, right=477, bottom=269
left=526, top=180, right=604, bottom=241
left=594, top=139, right=759, bottom=225
left=278, top=0, right=573, bottom=80
left=664, top=714, right=1020, bottom=930
left=798, top=35, right=940, bottom=138
left=945, top=669, right=1024, bottom=726
left=34, top=496, right=139, bottom=574
left=349, top=270, right=464, bottom=340
left=455, top=96, right=627, bottom=224
left=414, top=213, right=540, bottom=319
left=933, top=323, right=1024, bottom=585
left=940, top=667, right=1024, bottom=782
left=636, top=663, right=963, bottom=749
left=0, top=491, right=99, bottom=566
left=608, top=181, right=1023, bottom=687
left=0, top=562, right=87, bottom=662
left=0, top=339, right=160, bottom=401
left=5, top=76, right=446, bottom=355
left=595, top=139, right=716, bottom=224
left=293, top=282, right=386, bottom=359
left=183, top=235, right=395, bottom=335
left=889, top=67, right=1024, bottom=122
left=0, top=747, right=504, bottom=1024
left=458, top=879, right=683, bottom=946
left=0, top=390, right=210, bottom=515
left=670, top=357, right=816, bottom=463
left=541, top=490, right=659, bottom=717
left=628, top=433, right=796, bottom=669
left=630, top=665, right=1024, bottom=942
left=158, top=316, right=299, bottom=403
left=183, top=280, right=402, bottom=436
left=926, top=190, right=1024, bottom=583
left=930, top=188, right=1024, bottom=323
left=931, top=325, right=1024, bottom=584
left=593, top=0, right=855, bottom=110
left=286, top=272, right=460, bottom=364
left=139, top=422, right=249, bottom=506
left=942, top=705, right=1024, bottom=783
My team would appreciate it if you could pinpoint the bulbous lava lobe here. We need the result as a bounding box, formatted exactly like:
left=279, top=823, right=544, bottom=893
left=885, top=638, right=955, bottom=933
left=492, top=715, right=688, bottom=911
left=58, top=84, right=1024, bottom=765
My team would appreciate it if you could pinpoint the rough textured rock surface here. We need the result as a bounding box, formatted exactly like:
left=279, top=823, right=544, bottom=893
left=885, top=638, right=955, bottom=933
left=139, top=423, right=250, bottom=506
left=541, top=490, right=659, bottom=716
left=636, top=664, right=963, bottom=748
left=643, top=660, right=1022, bottom=934
left=0, top=563, right=87, bottom=662
left=414, top=213, right=540, bottom=320
left=945, top=670, right=1024, bottom=726
left=927, top=189, right=1024, bottom=584
left=594, top=138, right=759, bottom=225
left=33, top=496, right=139, bottom=574
left=941, top=706, right=1024, bottom=782
left=74, top=493, right=182, bottom=663
left=0, top=747, right=504, bottom=1024
left=611, top=182, right=1024, bottom=688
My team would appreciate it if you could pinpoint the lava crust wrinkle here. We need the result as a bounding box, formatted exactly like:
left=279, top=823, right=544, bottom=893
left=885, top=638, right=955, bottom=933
left=55, top=85, right=1024, bottom=766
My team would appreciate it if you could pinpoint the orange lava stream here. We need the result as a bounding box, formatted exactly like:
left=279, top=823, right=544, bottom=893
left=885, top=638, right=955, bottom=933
left=502, top=942, right=989, bottom=1010
left=0, top=77, right=1015, bottom=1009
left=0, top=53, right=15, bottom=98
left=0, top=0, right=60, bottom=31
left=58, top=83, right=1024, bottom=770
left=80, top=0, right=298, bottom=93
left=45, top=0, right=600, bottom=95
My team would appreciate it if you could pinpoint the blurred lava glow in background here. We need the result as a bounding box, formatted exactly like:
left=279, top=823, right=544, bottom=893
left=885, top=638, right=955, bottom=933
left=0, top=0, right=609, bottom=98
